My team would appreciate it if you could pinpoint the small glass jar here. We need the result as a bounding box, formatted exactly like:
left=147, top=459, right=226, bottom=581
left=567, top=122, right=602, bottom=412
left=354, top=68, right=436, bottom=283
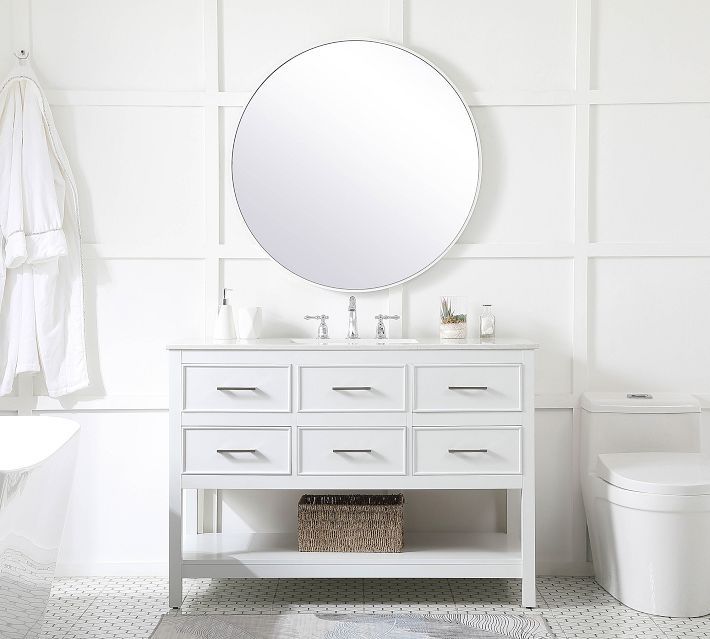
left=440, top=296, right=467, bottom=339
left=479, top=304, right=495, bottom=340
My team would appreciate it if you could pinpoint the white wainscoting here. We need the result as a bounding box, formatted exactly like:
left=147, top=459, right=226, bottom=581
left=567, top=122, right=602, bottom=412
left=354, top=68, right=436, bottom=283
left=2, top=0, right=709, bottom=576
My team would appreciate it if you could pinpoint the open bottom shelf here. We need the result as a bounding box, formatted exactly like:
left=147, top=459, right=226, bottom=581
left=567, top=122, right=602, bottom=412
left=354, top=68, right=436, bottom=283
left=182, top=532, right=522, bottom=579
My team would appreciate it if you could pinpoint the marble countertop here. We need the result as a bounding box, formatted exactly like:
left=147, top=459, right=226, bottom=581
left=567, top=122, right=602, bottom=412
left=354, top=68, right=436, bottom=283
left=167, top=338, right=539, bottom=350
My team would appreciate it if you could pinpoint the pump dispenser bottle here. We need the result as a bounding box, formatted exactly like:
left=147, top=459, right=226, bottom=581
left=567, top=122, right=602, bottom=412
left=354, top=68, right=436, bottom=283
left=213, top=288, right=237, bottom=341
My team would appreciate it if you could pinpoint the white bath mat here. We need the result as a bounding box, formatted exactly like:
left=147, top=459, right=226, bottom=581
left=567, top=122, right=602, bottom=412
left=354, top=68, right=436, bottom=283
left=150, top=612, right=555, bottom=638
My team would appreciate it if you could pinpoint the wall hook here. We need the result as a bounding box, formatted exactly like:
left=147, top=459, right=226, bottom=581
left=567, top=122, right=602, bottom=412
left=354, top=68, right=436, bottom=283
left=15, top=49, right=30, bottom=60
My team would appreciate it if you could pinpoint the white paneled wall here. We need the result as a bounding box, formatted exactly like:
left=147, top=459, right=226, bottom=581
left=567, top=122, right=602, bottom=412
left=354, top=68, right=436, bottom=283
left=589, top=258, right=710, bottom=392
left=31, top=0, right=206, bottom=91
left=220, top=0, right=391, bottom=92
left=592, top=0, right=710, bottom=92
left=51, top=412, right=170, bottom=576
left=2, top=0, right=709, bottom=576
left=52, top=106, right=206, bottom=246
left=591, top=104, right=710, bottom=243
left=406, top=0, right=576, bottom=92
left=0, top=2, right=11, bottom=79
left=460, top=107, right=575, bottom=244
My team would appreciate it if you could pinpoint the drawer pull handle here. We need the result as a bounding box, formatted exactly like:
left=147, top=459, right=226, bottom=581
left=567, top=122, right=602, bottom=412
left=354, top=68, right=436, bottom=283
left=217, top=386, right=257, bottom=391
left=448, top=448, right=488, bottom=453
left=332, top=449, right=372, bottom=453
left=217, top=449, right=257, bottom=454
left=332, top=386, right=372, bottom=391
left=448, top=385, right=488, bottom=390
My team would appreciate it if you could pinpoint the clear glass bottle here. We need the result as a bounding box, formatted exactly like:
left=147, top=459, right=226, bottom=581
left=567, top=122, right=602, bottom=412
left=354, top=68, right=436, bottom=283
left=479, top=304, right=495, bottom=340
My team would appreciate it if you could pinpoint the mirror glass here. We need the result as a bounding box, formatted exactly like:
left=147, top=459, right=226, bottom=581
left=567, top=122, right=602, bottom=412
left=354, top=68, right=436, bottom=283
left=232, top=40, right=480, bottom=291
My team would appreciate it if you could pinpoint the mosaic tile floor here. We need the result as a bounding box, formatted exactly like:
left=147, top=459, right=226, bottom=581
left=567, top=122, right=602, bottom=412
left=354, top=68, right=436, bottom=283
left=34, top=576, right=710, bottom=639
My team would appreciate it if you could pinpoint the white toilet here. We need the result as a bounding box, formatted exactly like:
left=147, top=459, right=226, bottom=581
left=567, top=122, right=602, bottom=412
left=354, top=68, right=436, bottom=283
left=580, top=392, right=710, bottom=617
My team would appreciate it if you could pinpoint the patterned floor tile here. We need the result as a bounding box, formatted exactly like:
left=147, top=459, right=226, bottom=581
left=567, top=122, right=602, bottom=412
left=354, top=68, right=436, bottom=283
left=651, top=615, right=710, bottom=638
left=272, top=578, right=363, bottom=613
left=535, top=613, right=568, bottom=639
left=180, top=577, right=278, bottom=614
left=185, top=577, right=278, bottom=598
left=61, top=596, right=166, bottom=639
left=363, top=578, right=456, bottom=614
left=450, top=577, right=534, bottom=615
left=537, top=576, right=619, bottom=608
left=99, top=577, right=169, bottom=599
left=37, top=597, right=95, bottom=638
left=535, top=577, right=669, bottom=639
left=546, top=607, right=666, bottom=639
left=48, top=577, right=108, bottom=598
left=34, top=575, right=710, bottom=638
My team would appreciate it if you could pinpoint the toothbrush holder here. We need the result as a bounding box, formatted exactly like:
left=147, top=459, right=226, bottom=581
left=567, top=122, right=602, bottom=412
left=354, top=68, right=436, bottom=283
left=237, top=307, right=262, bottom=339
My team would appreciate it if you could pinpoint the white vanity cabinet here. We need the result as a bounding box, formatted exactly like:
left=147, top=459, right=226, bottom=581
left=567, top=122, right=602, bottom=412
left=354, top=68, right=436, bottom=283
left=168, top=339, right=537, bottom=608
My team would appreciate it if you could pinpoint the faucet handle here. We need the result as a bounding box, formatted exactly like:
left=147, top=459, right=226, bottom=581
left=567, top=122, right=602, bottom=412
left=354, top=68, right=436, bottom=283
left=374, top=314, right=400, bottom=339
left=305, top=314, right=329, bottom=339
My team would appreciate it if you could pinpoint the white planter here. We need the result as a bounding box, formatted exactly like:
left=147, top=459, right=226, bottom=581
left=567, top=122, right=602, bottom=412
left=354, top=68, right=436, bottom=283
left=440, top=322, right=467, bottom=339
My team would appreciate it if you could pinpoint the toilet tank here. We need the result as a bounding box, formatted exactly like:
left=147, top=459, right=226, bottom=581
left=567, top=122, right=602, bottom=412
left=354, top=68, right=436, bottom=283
left=580, top=393, right=701, bottom=479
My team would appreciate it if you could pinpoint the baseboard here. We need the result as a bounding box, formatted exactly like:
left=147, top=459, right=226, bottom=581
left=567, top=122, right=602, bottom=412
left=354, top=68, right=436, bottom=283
left=537, top=561, right=594, bottom=577
left=55, top=562, right=168, bottom=577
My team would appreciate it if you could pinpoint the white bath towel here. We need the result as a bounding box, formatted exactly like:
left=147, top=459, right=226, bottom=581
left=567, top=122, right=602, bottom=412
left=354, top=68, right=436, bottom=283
left=0, top=62, right=88, bottom=397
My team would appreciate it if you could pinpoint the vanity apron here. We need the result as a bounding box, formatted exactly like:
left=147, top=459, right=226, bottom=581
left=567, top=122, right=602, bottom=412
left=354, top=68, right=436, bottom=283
left=0, top=62, right=88, bottom=397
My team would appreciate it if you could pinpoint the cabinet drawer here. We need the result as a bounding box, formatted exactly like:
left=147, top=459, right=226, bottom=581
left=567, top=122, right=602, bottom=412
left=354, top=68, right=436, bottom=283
left=184, top=366, right=290, bottom=412
left=298, top=428, right=405, bottom=475
left=298, top=366, right=405, bottom=412
left=413, top=428, right=521, bottom=475
left=183, top=428, right=291, bottom=474
left=414, top=365, right=521, bottom=412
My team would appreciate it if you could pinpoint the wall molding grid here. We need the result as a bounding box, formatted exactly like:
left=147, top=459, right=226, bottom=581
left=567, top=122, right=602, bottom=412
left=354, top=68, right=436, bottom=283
left=3, top=0, right=709, bottom=422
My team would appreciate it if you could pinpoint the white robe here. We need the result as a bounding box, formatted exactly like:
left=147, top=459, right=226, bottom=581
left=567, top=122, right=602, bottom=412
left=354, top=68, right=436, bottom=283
left=0, top=62, right=88, bottom=397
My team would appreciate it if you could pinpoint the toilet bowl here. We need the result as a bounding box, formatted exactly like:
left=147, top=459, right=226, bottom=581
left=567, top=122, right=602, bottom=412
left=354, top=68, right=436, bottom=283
left=581, top=393, right=710, bottom=617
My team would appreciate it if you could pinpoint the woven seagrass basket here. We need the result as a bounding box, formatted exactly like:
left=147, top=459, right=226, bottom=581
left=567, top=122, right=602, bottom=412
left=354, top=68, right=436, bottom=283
left=297, top=494, right=404, bottom=553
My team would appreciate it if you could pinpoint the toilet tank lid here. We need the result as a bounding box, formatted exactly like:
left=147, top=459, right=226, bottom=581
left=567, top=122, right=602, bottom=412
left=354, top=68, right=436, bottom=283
left=598, top=452, right=710, bottom=495
left=581, top=392, right=700, bottom=414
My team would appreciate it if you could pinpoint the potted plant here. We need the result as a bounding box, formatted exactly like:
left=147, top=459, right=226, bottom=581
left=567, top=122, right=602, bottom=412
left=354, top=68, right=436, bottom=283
left=440, top=296, right=467, bottom=339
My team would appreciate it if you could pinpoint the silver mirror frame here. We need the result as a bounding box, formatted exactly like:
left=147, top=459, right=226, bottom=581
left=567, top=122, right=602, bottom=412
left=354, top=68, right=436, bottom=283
left=231, top=39, right=482, bottom=293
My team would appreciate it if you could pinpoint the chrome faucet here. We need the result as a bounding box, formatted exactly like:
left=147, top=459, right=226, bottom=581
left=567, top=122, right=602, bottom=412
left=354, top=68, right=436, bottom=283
left=305, top=314, right=329, bottom=339
left=375, top=314, right=400, bottom=339
left=347, top=296, right=358, bottom=339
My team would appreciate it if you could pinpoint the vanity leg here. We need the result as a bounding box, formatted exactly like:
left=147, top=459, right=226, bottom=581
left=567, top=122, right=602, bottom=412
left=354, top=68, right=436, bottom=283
left=521, top=479, right=536, bottom=608
left=169, top=477, right=183, bottom=607
left=169, top=518, right=182, bottom=607
left=169, top=350, right=183, bottom=609
left=520, top=349, right=536, bottom=608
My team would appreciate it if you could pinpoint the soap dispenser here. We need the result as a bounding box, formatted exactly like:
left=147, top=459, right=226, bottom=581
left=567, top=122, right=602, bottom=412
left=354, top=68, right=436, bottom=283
left=213, top=288, right=237, bottom=341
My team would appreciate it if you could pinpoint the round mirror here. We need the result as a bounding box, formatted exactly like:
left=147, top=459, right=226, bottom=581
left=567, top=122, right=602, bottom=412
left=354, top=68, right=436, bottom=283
left=232, top=40, right=481, bottom=292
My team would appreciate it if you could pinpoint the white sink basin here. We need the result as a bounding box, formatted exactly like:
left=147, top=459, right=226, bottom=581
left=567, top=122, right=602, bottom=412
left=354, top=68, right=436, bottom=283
left=290, top=338, right=419, bottom=345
